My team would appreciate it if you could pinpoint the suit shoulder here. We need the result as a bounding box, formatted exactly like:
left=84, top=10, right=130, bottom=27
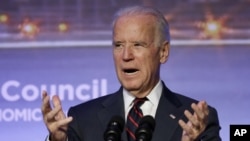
left=174, top=92, right=199, bottom=104
left=170, top=91, right=218, bottom=110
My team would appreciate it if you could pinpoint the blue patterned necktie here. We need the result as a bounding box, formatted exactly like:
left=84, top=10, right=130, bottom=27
left=126, top=97, right=147, bottom=141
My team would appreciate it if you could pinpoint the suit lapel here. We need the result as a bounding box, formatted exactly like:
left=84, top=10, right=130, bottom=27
left=97, top=87, right=128, bottom=141
left=152, top=83, right=184, bottom=141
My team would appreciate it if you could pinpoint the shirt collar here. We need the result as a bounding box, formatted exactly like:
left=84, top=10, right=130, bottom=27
left=123, top=80, right=163, bottom=110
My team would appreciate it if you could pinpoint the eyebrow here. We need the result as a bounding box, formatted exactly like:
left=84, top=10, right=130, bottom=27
left=112, top=41, right=123, bottom=45
left=112, top=40, right=151, bottom=46
left=132, top=41, right=148, bottom=45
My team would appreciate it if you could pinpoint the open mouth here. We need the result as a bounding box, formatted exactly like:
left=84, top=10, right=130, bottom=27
left=123, top=69, right=139, bottom=74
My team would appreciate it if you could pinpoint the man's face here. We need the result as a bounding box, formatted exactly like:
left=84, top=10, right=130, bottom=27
left=112, top=15, right=169, bottom=97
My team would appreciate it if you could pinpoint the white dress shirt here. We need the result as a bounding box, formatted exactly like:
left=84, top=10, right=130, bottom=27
left=123, top=80, right=163, bottom=120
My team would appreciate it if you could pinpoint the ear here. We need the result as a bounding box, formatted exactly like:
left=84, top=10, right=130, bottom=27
left=159, top=41, right=169, bottom=64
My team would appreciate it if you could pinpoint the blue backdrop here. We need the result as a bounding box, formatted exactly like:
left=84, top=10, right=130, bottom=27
left=0, top=45, right=250, bottom=141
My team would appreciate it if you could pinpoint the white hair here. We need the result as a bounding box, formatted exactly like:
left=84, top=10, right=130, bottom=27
left=112, top=6, right=170, bottom=46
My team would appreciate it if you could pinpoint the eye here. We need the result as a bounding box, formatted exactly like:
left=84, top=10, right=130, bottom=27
left=113, top=42, right=122, bottom=48
left=134, top=43, right=143, bottom=47
left=134, top=43, right=140, bottom=46
left=115, top=44, right=121, bottom=47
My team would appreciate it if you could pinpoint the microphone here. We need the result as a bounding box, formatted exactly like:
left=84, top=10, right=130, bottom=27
left=135, top=115, right=156, bottom=141
left=103, top=115, right=125, bottom=141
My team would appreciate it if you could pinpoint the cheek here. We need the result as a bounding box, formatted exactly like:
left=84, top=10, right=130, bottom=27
left=113, top=52, right=120, bottom=63
left=139, top=58, right=155, bottom=73
left=144, top=57, right=161, bottom=73
left=113, top=57, right=120, bottom=71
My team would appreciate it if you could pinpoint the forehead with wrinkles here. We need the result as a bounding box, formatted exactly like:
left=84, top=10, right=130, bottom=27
left=113, top=14, right=157, bottom=44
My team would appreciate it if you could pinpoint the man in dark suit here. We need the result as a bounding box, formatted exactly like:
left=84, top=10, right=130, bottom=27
left=41, top=6, right=221, bottom=141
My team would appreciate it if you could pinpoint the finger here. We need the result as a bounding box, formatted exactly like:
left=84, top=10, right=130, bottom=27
left=48, top=116, right=73, bottom=133
left=178, top=119, right=194, bottom=136
left=52, top=95, right=62, bottom=107
left=198, top=101, right=209, bottom=115
left=46, top=104, right=63, bottom=122
left=41, top=91, right=52, bottom=114
left=52, top=117, right=73, bottom=129
left=191, top=103, right=202, bottom=120
left=42, top=90, right=47, bottom=99
left=191, top=102, right=209, bottom=121
left=57, top=116, right=73, bottom=127
left=184, top=110, right=200, bottom=129
left=52, top=95, right=66, bottom=119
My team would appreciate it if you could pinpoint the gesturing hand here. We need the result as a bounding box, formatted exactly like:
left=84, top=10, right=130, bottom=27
left=41, top=91, right=73, bottom=141
left=179, top=101, right=209, bottom=141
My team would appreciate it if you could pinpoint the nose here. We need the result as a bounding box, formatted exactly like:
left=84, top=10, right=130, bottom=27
left=122, top=46, right=134, bottom=61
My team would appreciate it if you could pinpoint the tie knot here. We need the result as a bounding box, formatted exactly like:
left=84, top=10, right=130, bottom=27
left=133, top=97, right=148, bottom=107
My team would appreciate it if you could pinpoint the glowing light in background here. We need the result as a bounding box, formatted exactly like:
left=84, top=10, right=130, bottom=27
left=58, top=22, right=69, bottom=33
left=204, top=21, right=222, bottom=38
left=0, top=13, right=9, bottom=24
left=207, top=21, right=219, bottom=32
left=18, top=19, right=40, bottom=38
left=196, top=20, right=224, bottom=39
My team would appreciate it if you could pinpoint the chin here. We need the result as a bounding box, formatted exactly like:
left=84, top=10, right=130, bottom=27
left=121, top=81, right=140, bottom=90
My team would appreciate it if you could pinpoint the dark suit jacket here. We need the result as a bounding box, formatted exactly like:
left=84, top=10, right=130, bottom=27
left=67, top=82, right=221, bottom=141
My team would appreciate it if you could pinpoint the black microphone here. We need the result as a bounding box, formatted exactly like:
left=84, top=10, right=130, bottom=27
left=135, top=115, right=156, bottom=141
left=103, top=115, right=125, bottom=141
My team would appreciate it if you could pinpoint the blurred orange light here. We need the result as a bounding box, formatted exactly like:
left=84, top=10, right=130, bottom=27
left=0, top=14, right=9, bottom=23
left=19, top=20, right=39, bottom=38
left=58, top=22, right=69, bottom=32
left=204, top=21, right=222, bottom=38
left=206, top=22, right=219, bottom=32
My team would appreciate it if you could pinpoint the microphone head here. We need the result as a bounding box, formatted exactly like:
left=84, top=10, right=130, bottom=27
left=135, top=115, right=155, bottom=141
left=109, top=115, right=125, bottom=130
left=139, top=115, right=155, bottom=131
left=104, top=115, right=125, bottom=141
